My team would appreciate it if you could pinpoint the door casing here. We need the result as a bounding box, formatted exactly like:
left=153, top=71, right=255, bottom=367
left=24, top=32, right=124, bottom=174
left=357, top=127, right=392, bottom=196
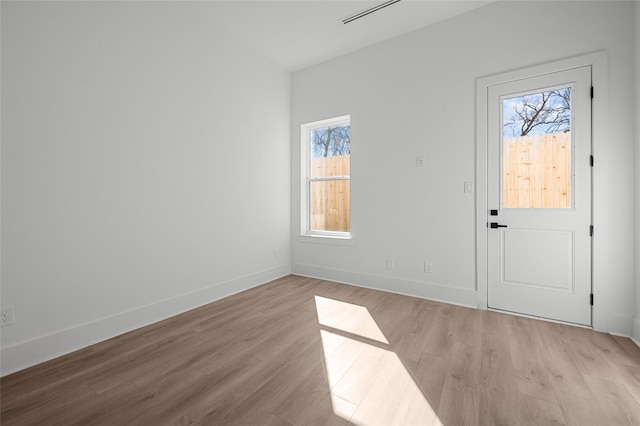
left=475, top=51, right=607, bottom=330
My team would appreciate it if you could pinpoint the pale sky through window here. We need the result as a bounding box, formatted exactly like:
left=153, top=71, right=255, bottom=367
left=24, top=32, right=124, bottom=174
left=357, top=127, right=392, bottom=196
left=503, top=88, right=571, bottom=138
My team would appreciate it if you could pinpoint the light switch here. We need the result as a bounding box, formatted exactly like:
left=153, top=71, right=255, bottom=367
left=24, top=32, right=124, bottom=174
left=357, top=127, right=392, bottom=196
left=464, top=182, right=474, bottom=193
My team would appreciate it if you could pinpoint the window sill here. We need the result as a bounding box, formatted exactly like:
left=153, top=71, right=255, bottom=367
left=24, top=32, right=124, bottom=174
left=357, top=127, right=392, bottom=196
left=298, top=234, right=353, bottom=246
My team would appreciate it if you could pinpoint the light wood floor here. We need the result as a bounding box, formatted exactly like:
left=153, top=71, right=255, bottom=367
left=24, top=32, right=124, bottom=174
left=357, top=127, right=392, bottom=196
left=2, top=275, right=640, bottom=425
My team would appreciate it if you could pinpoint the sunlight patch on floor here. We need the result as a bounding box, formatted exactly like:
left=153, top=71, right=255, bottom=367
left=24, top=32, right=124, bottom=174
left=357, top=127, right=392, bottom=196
left=315, top=295, right=389, bottom=344
left=315, top=296, right=443, bottom=426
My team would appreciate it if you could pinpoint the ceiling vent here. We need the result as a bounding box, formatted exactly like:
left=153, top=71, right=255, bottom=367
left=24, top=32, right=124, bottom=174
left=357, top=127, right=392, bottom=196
left=341, top=0, right=402, bottom=24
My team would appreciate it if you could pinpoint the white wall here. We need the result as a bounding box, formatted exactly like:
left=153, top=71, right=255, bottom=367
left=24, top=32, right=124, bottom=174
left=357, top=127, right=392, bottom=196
left=291, top=1, right=637, bottom=334
left=634, top=0, right=640, bottom=345
left=0, top=1, right=291, bottom=375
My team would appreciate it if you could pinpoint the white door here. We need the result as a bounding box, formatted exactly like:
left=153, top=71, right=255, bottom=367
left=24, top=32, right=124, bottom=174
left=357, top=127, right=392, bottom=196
left=487, top=66, right=592, bottom=326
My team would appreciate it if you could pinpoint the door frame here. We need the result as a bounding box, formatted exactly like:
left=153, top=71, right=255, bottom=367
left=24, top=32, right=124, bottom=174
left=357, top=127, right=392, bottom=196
left=475, top=51, right=608, bottom=329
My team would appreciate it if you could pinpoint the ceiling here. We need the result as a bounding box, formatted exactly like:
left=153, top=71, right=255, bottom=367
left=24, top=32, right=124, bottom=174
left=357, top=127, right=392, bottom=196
left=208, top=1, right=497, bottom=72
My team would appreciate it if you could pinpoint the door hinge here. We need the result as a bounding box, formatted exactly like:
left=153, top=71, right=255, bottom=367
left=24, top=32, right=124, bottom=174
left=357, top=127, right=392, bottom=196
left=590, top=294, right=594, bottom=306
left=591, top=86, right=594, bottom=99
left=589, top=225, right=594, bottom=236
left=590, top=155, right=594, bottom=167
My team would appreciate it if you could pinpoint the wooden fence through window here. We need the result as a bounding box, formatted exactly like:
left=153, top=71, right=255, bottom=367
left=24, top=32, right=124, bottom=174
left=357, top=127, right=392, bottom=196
left=503, top=133, right=571, bottom=208
left=310, top=155, right=350, bottom=232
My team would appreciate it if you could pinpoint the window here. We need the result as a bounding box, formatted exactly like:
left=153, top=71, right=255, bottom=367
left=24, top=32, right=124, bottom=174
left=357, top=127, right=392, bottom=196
left=501, top=86, right=572, bottom=208
left=301, top=115, right=351, bottom=238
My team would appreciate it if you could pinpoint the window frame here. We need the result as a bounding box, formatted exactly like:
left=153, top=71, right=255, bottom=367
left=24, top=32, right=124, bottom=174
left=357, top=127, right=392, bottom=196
left=300, top=115, right=351, bottom=240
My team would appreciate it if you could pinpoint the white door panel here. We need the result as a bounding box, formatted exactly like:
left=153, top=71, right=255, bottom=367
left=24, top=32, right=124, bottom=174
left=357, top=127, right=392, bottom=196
left=502, top=228, right=573, bottom=291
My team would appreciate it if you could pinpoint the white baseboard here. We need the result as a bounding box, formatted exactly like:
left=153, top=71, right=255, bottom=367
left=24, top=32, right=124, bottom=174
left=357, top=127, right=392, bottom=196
left=0, top=265, right=290, bottom=377
left=291, top=263, right=478, bottom=309
left=631, top=317, right=640, bottom=348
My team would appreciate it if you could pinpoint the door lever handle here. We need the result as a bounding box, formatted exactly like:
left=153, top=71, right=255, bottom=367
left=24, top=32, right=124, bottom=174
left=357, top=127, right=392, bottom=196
left=490, top=222, right=507, bottom=229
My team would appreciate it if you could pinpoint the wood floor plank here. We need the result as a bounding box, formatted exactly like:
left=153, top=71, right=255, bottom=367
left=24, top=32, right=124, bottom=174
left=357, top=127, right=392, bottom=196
left=350, top=348, right=440, bottom=426
left=586, top=330, right=640, bottom=367
left=330, top=340, right=389, bottom=406
left=437, top=372, right=481, bottom=425
left=436, top=341, right=482, bottom=424
left=0, top=345, right=104, bottom=407
left=556, top=389, right=634, bottom=426
left=583, top=373, right=640, bottom=423
left=608, top=361, right=640, bottom=406
left=532, top=320, right=591, bottom=401
left=2, top=275, right=639, bottom=425
left=558, top=325, right=618, bottom=380
left=613, top=335, right=640, bottom=359
left=514, top=393, right=566, bottom=426
left=507, top=321, right=557, bottom=403
left=394, top=299, right=440, bottom=363
left=200, top=340, right=324, bottom=425
left=261, top=414, right=293, bottom=426
left=404, top=352, right=449, bottom=412
left=271, top=365, right=333, bottom=425
left=420, top=304, right=457, bottom=358
left=0, top=383, right=98, bottom=426
left=453, top=305, right=483, bottom=347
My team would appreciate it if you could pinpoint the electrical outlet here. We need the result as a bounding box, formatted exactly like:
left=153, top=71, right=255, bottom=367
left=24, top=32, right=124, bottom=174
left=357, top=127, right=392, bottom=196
left=416, top=156, right=425, bottom=168
left=1, top=306, right=14, bottom=327
left=385, top=259, right=394, bottom=270
left=424, top=262, right=433, bottom=273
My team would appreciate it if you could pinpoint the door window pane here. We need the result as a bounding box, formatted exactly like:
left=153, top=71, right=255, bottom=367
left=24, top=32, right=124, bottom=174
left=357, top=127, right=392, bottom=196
left=502, top=88, right=572, bottom=208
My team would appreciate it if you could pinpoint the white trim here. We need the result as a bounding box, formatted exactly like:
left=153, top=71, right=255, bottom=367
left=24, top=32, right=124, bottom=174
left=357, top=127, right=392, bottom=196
left=476, top=52, right=604, bottom=89
left=476, top=51, right=607, bottom=329
left=311, top=176, right=350, bottom=182
left=303, top=115, right=351, bottom=132
left=0, top=265, right=290, bottom=376
left=300, top=115, right=351, bottom=239
left=291, top=263, right=479, bottom=309
left=297, top=234, right=353, bottom=246
left=589, top=52, right=609, bottom=333
left=632, top=318, right=640, bottom=348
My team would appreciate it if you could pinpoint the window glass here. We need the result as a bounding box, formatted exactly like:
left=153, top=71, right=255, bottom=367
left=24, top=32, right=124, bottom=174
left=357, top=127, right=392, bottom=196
left=502, top=88, right=572, bottom=209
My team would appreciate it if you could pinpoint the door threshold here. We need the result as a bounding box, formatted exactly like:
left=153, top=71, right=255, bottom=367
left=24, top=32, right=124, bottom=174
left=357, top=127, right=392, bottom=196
left=487, top=307, right=593, bottom=329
